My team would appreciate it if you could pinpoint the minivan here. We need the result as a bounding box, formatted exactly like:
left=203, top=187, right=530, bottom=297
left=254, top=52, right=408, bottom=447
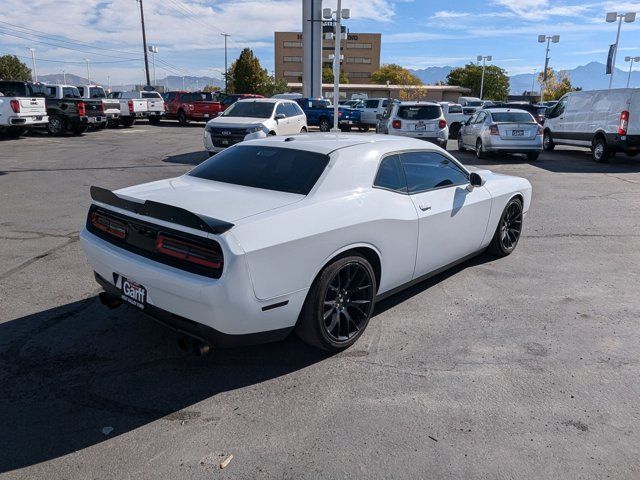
left=543, top=88, right=640, bottom=162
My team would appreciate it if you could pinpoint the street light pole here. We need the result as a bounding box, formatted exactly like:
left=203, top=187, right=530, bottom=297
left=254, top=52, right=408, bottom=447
left=84, top=58, right=91, bottom=83
left=624, top=56, right=640, bottom=87
left=323, top=2, right=350, bottom=132
left=538, top=34, right=560, bottom=102
left=477, top=55, right=492, bottom=100
left=606, top=12, right=637, bottom=89
left=137, top=0, right=151, bottom=87
left=221, top=33, right=230, bottom=93
left=148, top=46, right=158, bottom=86
left=27, top=47, right=37, bottom=82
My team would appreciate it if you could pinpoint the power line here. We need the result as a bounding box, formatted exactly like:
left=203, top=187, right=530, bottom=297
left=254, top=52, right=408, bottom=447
left=0, top=52, right=140, bottom=64
left=162, top=0, right=224, bottom=35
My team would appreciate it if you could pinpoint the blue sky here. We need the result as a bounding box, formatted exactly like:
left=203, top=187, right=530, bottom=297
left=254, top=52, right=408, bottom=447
left=1, top=0, right=640, bottom=84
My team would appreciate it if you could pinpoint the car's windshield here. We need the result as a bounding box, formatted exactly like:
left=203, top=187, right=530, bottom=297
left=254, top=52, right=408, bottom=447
left=397, top=105, right=441, bottom=120
left=491, top=112, right=535, bottom=123
left=222, top=101, right=274, bottom=118
left=141, top=92, right=161, bottom=99
left=189, top=146, right=330, bottom=195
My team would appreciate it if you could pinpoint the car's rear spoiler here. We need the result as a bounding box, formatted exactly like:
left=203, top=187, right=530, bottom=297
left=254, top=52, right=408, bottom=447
left=90, top=186, right=234, bottom=235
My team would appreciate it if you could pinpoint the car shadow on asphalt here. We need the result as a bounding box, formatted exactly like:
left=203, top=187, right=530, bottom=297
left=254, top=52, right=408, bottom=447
left=0, top=297, right=331, bottom=473
left=453, top=149, right=640, bottom=173
left=163, top=150, right=211, bottom=165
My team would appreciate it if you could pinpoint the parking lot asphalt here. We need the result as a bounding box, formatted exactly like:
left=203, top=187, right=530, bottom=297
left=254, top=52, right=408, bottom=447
left=1, top=122, right=640, bottom=479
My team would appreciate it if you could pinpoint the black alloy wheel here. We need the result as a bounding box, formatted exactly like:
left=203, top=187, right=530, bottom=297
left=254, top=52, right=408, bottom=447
left=319, top=117, right=330, bottom=132
left=543, top=130, right=555, bottom=151
left=47, top=115, right=66, bottom=136
left=489, top=198, right=523, bottom=257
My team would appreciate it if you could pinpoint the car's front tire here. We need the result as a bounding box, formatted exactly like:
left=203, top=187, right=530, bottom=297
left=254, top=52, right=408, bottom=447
left=488, top=197, right=523, bottom=257
left=476, top=138, right=486, bottom=159
left=543, top=130, right=555, bottom=151
left=296, top=254, right=377, bottom=352
left=457, top=133, right=466, bottom=151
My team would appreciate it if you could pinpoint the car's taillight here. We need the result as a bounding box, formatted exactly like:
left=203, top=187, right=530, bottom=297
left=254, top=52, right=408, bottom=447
left=489, top=124, right=499, bottom=135
left=392, top=119, right=402, bottom=129
left=128, top=100, right=134, bottom=114
left=10, top=99, right=20, bottom=113
left=156, top=233, right=222, bottom=270
left=618, top=110, right=629, bottom=136
left=338, top=110, right=343, bottom=118
left=77, top=101, right=86, bottom=116
left=91, top=212, right=127, bottom=239
left=536, top=126, right=543, bottom=136
left=438, top=119, right=447, bottom=129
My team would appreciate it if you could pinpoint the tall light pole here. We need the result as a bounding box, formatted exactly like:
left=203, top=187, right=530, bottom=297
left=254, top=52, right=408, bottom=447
left=606, top=12, right=637, bottom=89
left=62, top=69, right=66, bottom=85
left=221, top=33, right=230, bottom=92
left=182, top=76, right=185, bottom=90
left=107, top=75, right=111, bottom=91
left=148, top=45, right=158, bottom=86
left=136, top=0, right=151, bottom=86
left=477, top=55, right=492, bottom=100
left=323, top=2, right=350, bottom=132
left=530, top=68, right=536, bottom=100
left=624, top=56, right=640, bottom=87
left=538, top=34, right=560, bottom=102
left=84, top=58, right=91, bottom=83
left=27, top=47, right=37, bottom=82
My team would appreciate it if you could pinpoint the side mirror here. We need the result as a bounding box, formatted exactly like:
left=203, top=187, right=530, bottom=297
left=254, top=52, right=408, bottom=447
left=468, top=172, right=484, bottom=190
left=275, top=113, right=286, bottom=120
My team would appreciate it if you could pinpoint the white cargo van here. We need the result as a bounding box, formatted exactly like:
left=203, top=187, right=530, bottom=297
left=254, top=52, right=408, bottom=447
left=543, top=88, right=640, bottom=162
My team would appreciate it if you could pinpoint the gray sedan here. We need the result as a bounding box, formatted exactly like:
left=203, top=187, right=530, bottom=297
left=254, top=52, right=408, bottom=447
left=458, top=108, right=543, bottom=161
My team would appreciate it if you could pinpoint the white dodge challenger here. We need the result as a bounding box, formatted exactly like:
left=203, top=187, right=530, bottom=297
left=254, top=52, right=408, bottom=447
left=81, top=134, right=532, bottom=352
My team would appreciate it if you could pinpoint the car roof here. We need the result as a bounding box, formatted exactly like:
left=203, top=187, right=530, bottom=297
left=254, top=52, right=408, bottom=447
left=486, top=108, right=535, bottom=114
left=396, top=101, right=440, bottom=106
left=243, top=133, right=440, bottom=155
left=236, top=98, right=293, bottom=104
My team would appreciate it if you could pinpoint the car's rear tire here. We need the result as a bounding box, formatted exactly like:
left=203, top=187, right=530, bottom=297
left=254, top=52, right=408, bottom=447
left=475, top=138, right=486, bottom=159
left=296, top=254, right=377, bottom=352
left=340, top=125, right=352, bottom=132
left=543, top=130, right=555, bottom=151
left=457, top=133, right=466, bottom=151
left=319, top=117, right=330, bottom=132
left=120, top=117, right=135, bottom=128
left=592, top=136, right=611, bottom=163
left=527, top=151, right=540, bottom=161
left=148, top=116, right=161, bottom=125
left=358, top=125, right=369, bottom=132
left=300, top=127, right=307, bottom=133
left=488, top=197, right=523, bottom=257
left=47, top=115, right=67, bottom=136
left=177, top=110, right=189, bottom=126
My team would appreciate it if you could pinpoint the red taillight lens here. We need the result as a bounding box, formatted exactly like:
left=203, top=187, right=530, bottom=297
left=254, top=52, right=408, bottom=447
left=10, top=99, right=20, bottom=113
left=536, top=126, right=543, bottom=136
left=91, top=212, right=127, bottom=239
left=618, top=110, right=629, bottom=135
left=392, top=119, right=402, bottom=129
left=128, top=99, right=134, bottom=114
left=489, top=124, right=499, bottom=135
left=156, top=233, right=222, bottom=270
left=438, top=119, right=447, bottom=129
left=338, top=110, right=343, bottom=118
left=77, top=101, right=86, bottom=116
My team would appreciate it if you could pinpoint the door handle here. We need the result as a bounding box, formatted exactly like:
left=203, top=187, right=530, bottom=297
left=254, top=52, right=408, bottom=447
left=419, top=204, right=431, bottom=212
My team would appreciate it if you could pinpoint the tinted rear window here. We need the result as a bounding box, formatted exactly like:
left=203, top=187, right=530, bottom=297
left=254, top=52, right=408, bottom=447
left=0, top=82, right=29, bottom=97
left=189, top=146, right=329, bottom=195
left=491, top=112, right=535, bottom=123
left=142, top=92, right=161, bottom=99
left=89, top=87, right=106, bottom=98
left=397, top=105, right=441, bottom=120
left=448, top=105, right=462, bottom=113
left=222, top=101, right=274, bottom=119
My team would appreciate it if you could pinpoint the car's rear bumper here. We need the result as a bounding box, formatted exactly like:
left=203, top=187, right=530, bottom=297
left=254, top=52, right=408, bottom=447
left=606, top=133, right=640, bottom=152
left=388, top=129, right=448, bottom=147
left=7, top=115, right=49, bottom=126
left=80, top=227, right=306, bottom=339
left=484, top=136, right=542, bottom=152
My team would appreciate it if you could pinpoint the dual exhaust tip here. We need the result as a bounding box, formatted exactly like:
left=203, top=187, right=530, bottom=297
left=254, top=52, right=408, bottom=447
left=98, top=291, right=211, bottom=356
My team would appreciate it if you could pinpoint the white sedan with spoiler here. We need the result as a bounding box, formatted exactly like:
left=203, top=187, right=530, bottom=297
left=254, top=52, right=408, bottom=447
left=81, top=134, right=532, bottom=352
left=458, top=108, right=543, bottom=161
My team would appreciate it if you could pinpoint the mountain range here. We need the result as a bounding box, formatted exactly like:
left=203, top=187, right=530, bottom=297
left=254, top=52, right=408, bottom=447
left=409, top=62, right=638, bottom=94
left=37, top=73, right=224, bottom=92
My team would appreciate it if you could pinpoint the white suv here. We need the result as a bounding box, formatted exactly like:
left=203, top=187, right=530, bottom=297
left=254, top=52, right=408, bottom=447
left=377, top=101, right=448, bottom=148
left=204, top=99, right=308, bottom=153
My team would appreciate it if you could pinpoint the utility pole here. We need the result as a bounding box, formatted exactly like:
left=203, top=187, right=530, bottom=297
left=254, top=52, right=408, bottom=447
left=62, top=69, right=66, bottom=85
left=221, top=33, right=230, bottom=92
left=477, top=55, right=492, bottom=100
left=137, top=0, right=151, bottom=86
left=27, top=47, right=37, bottom=82
left=84, top=58, right=91, bottom=83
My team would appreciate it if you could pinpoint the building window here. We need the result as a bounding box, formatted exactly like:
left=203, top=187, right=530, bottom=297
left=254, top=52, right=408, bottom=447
left=347, top=43, right=372, bottom=49
left=346, top=71, right=372, bottom=78
left=283, top=56, right=302, bottom=63
left=283, top=41, right=302, bottom=48
left=346, top=57, right=372, bottom=64
left=283, top=71, right=303, bottom=77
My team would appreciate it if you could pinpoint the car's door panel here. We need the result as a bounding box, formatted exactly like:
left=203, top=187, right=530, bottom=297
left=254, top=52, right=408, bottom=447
left=400, top=151, right=492, bottom=277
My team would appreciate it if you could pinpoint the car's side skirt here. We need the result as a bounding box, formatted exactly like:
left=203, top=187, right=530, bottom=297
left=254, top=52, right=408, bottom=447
left=375, top=249, right=485, bottom=302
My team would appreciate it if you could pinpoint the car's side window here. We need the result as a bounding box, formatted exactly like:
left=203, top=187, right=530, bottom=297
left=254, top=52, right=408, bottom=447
left=276, top=103, right=288, bottom=117
left=373, top=155, right=407, bottom=193
left=547, top=96, right=567, bottom=119
left=475, top=112, right=486, bottom=124
left=284, top=102, right=299, bottom=117
left=400, top=151, right=469, bottom=194
left=468, top=113, right=478, bottom=124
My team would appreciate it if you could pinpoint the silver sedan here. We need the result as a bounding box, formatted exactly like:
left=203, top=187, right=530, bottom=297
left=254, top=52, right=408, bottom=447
left=458, top=108, right=543, bottom=161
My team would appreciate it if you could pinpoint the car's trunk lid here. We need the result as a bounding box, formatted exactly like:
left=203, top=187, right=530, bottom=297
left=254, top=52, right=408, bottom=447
left=496, top=123, right=538, bottom=140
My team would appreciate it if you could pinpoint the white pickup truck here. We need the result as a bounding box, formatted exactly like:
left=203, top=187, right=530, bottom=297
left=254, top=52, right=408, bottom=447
left=107, top=90, right=164, bottom=126
left=0, top=81, right=48, bottom=137
left=439, top=102, right=471, bottom=139
left=77, top=84, right=120, bottom=128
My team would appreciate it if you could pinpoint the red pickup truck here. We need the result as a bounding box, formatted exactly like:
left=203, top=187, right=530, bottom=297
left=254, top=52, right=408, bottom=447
left=163, top=91, right=223, bottom=125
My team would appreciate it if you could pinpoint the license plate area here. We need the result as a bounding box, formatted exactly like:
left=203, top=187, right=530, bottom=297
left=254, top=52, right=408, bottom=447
left=512, top=130, right=524, bottom=136
left=117, top=275, right=147, bottom=309
left=415, top=122, right=426, bottom=131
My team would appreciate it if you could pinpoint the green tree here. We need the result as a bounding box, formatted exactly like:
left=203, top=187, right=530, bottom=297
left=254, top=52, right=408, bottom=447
left=446, top=63, right=510, bottom=101
left=227, top=48, right=268, bottom=94
left=202, top=84, right=220, bottom=93
left=371, top=64, right=422, bottom=85
left=0, top=55, right=31, bottom=81
left=322, top=66, right=348, bottom=84
left=538, top=68, right=580, bottom=101
left=257, top=75, right=289, bottom=97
